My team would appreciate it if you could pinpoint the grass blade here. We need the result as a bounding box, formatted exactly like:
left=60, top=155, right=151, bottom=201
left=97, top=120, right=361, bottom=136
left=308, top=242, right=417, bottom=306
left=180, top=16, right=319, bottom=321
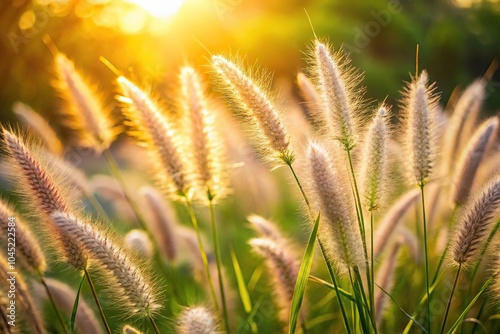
left=288, top=212, right=320, bottom=334
left=70, top=275, right=85, bottom=334
left=230, top=245, right=252, bottom=313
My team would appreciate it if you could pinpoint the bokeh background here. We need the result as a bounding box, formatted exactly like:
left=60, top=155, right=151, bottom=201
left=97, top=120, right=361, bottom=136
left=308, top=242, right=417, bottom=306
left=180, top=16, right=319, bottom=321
left=1, top=0, right=499, bottom=126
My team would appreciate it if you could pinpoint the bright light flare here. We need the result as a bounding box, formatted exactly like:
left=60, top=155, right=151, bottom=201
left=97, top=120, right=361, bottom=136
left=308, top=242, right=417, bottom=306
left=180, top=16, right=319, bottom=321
left=126, top=0, right=184, bottom=18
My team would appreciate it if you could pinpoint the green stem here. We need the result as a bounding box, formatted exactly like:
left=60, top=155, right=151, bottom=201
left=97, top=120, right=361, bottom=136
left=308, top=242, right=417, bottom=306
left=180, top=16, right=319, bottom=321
left=209, top=199, right=230, bottom=333
left=184, top=198, right=220, bottom=313
left=440, top=264, right=461, bottom=334
left=38, top=270, right=69, bottom=334
left=432, top=207, right=458, bottom=285
left=419, top=183, right=431, bottom=333
left=149, top=316, right=161, bottom=334
left=84, top=190, right=110, bottom=221
left=84, top=269, right=112, bottom=334
left=287, top=162, right=352, bottom=334
left=370, top=211, right=375, bottom=325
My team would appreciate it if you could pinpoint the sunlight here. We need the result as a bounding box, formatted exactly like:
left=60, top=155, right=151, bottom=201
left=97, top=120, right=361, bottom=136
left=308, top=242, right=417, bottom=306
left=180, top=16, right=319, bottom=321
left=125, top=0, right=185, bottom=18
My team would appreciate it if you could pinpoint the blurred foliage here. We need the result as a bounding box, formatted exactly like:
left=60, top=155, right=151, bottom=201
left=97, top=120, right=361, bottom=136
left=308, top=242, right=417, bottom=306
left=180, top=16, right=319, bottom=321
left=0, top=0, right=499, bottom=127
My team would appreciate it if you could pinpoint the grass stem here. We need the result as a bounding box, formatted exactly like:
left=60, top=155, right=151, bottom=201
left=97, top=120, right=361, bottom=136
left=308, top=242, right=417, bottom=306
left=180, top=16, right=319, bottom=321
left=84, top=269, right=112, bottom=334
left=38, top=270, right=69, bottom=334
left=419, top=183, right=431, bottom=333
left=440, top=264, right=461, bottom=334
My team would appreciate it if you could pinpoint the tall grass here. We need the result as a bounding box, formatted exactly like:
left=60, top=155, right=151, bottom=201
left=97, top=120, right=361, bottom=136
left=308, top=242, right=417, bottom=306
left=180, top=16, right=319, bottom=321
left=0, top=40, right=499, bottom=334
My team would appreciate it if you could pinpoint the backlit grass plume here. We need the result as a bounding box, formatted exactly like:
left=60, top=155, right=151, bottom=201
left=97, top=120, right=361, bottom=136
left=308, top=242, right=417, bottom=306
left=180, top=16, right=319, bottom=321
left=51, top=211, right=161, bottom=317
left=53, top=53, right=115, bottom=152
left=176, top=306, right=221, bottom=334
left=249, top=237, right=301, bottom=325
left=359, top=106, right=391, bottom=211
left=1, top=128, right=87, bottom=270
left=311, top=40, right=364, bottom=150
left=0, top=200, right=46, bottom=273
left=451, top=117, right=498, bottom=206
left=0, top=254, right=46, bottom=334
left=179, top=66, right=227, bottom=201
left=117, top=76, right=191, bottom=198
left=12, top=102, right=63, bottom=155
left=451, top=175, right=500, bottom=266
left=296, top=72, right=323, bottom=130
left=402, top=71, right=440, bottom=185
left=211, top=55, right=293, bottom=163
left=306, top=141, right=364, bottom=272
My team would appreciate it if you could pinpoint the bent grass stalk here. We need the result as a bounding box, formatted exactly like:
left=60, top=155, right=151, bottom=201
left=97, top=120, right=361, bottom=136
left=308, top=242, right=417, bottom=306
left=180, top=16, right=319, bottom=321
left=84, top=268, right=112, bottom=334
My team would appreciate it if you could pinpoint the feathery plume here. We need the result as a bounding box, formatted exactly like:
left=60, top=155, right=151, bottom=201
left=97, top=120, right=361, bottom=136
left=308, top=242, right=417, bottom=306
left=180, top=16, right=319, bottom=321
left=117, top=76, right=190, bottom=197
left=373, top=188, right=420, bottom=258
left=51, top=212, right=160, bottom=316
left=359, top=106, right=390, bottom=211
left=2, top=129, right=87, bottom=269
left=441, top=80, right=486, bottom=175
left=211, top=55, right=292, bottom=162
left=53, top=53, right=115, bottom=152
left=0, top=200, right=46, bottom=273
left=247, top=214, right=284, bottom=242
left=296, top=72, right=323, bottom=129
left=125, top=229, right=154, bottom=259
left=249, top=237, right=301, bottom=324
left=451, top=176, right=500, bottom=266
left=140, top=186, right=179, bottom=262
left=13, top=102, right=63, bottom=155
left=0, top=254, right=46, bottom=334
left=312, top=41, right=363, bottom=150
left=35, top=278, right=102, bottom=334
left=374, top=237, right=403, bottom=323
left=176, top=306, right=221, bottom=334
left=451, top=117, right=498, bottom=206
left=402, top=71, right=440, bottom=185
left=307, top=142, right=364, bottom=271
left=179, top=66, right=227, bottom=201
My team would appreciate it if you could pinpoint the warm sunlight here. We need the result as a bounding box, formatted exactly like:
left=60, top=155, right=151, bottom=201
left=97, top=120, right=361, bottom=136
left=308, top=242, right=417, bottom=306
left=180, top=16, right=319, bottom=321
left=126, top=0, right=185, bottom=18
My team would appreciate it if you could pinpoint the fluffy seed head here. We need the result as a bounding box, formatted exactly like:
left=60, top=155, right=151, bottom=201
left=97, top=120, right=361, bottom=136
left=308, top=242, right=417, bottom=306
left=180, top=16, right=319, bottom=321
left=211, top=55, right=292, bottom=161
left=54, top=53, right=115, bottom=152
left=117, top=76, right=190, bottom=198
left=451, top=175, right=500, bottom=266
left=176, top=306, right=221, bottom=334
left=451, top=117, right=499, bottom=206
left=296, top=72, right=323, bottom=130
left=312, top=41, right=363, bottom=150
left=359, top=106, right=390, bottom=211
left=402, top=71, right=440, bottom=185
left=0, top=254, right=46, bottom=334
left=140, top=186, right=179, bottom=262
left=441, top=80, right=486, bottom=175
left=13, top=102, right=64, bottom=155
left=306, top=141, right=364, bottom=271
left=249, top=237, right=300, bottom=324
left=0, top=200, right=46, bottom=272
left=51, top=212, right=161, bottom=316
left=373, top=188, right=420, bottom=258
left=247, top=214, right=284, bottom=242
left=179, top=66, right=227, bottom=201
left=2, top=129, right=87, bottom=269
left=124, top=229, right=153, bottom=259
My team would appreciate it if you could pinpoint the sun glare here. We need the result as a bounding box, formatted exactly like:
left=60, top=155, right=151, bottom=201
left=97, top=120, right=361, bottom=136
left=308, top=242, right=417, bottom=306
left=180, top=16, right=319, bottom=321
left=126, top=0, right=185, bottom=18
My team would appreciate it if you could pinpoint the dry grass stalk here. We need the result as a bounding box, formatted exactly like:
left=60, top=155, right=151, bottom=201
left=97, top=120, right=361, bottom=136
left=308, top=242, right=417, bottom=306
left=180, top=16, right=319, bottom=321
left=0, top=200, right=46, bottom=272
left=12, top=102, right=64, bottom=155
left=117, top=76, right=190, bottom=197
left=176, top=306, right=221, bottom=334
left=51, top=212, right=160, bottom=317
left=211, top=55, right=292, bottom=161
left=451, top=117, right=499, bottom=206
left=54, top=53, right=115, bottom=152
left=402, top=71, right=440, bottom=185
left=451, top=175, right=500, bottom=266
left=179, top=66, right=227, bottom=200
